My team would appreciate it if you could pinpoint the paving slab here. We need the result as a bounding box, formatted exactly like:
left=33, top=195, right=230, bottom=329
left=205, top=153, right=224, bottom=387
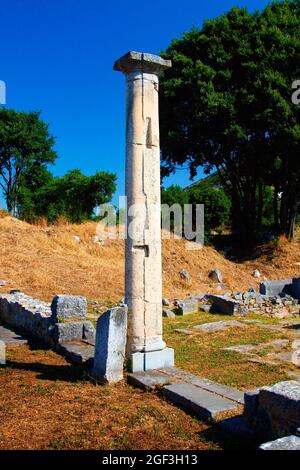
left=127, top=370, right=176, bottom=391
left=0, top=325, right=27, bottom=346
left=161, top=382, right=240, bottom=421
left=160, top=367, right=245, bottom=404
left=193, top=320, right=247, bottom=333
left=56, top=341, right=94, bottom=367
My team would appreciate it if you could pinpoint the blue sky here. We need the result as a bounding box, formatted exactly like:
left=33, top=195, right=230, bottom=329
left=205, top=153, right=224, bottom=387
left=0, top=0, right=272, bottom=206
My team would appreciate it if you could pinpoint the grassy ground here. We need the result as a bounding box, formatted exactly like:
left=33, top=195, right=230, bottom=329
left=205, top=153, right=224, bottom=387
left=164, top=312, right=296, bottom=390
left=0, top=343, right=220, bottom=450
left=1, top=215, right=300, bottom=302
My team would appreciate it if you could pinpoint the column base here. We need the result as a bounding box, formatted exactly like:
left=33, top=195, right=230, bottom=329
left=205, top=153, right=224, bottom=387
left=129, top=347, right=174, bottom=373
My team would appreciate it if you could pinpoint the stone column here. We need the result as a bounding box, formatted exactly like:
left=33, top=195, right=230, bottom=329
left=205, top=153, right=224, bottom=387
left=114, top=51, right=174, bottom=372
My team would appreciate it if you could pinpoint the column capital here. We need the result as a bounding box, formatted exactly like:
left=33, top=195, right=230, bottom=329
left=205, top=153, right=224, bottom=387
left=114, top=51, right=171, bottom=75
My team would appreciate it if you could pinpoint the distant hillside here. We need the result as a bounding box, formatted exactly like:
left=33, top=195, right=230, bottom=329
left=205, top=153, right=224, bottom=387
left=0, top=216, right=299, bottom=303
left=185, top=172, right=223, bottom=191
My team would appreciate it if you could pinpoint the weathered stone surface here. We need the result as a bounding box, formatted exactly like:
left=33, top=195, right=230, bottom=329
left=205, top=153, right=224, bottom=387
left=127, top=370, right=175, bottom=391
left=193, top=320, right=247, bottom=333
left=259, top=435, right=300, bottom=450
left=51, top=295, right=87, bottom=322
left=245, top=381, right=300, bottom=440
left=115, top=52, right=172, bottom=364
left=53, top=322, right=86, bottom=344
left=200, top=304, right=211, bottom=313
left=177, top=299, right=198, bottom=315
left=83, top=321, right=96, bottom=340
left=93, top=306, right=127, bottom=383
left=209, top=295, right=248, bottom=316
left=259, top=279, right=292, bottom=297
left=162, top=382, right=239, bottom=421
left=0, top=325, right=27, bottom=346
left=56, top=341, right=94, bottom=366
left=208, top=269, right=222, bottom=283
left=162, top=309, right=175, bottom=319
left=160, top=368, right=245, bottom=404
left=130, top=348, right=174, bottom=373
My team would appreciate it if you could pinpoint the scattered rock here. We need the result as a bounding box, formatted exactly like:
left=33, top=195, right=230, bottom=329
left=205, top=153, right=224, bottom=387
left=176, top=299, right=198, bottom=315
left=244, top=380, right=300, bottom=440
left=260, top=435, right=300, bottom=450
left=162, top=298, right=170, bottom=306
left=162, top=309, right=175, bottom=319
left=208, top=269, right=222, bottom=283
left=73, top=235, right=81, bottom=243
left=0, top=280, right=6, bottom=287
left=175, top=329, right=194, bottom=335
left=180, top=270, right=190, bottom=281
left=253, top=270, right=261, bottom=278
left=200, top=304, right=211, bottom=313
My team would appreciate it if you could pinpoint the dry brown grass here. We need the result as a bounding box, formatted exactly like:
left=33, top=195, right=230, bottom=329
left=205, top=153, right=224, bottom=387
left=0, top=216, right=300, bottom=302
left=0, top=344, right=218, bottom=450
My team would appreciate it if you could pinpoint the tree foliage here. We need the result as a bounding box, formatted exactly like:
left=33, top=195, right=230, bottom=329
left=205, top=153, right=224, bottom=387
left=160, top=0, right=300, bottom=244
left=0, top=109, right=56, bottom=214
left=18, top=168, right=116, bottom=223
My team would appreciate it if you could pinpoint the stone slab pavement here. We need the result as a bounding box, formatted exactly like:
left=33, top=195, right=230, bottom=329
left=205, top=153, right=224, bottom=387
left=128, top=366, right=245, bottom=422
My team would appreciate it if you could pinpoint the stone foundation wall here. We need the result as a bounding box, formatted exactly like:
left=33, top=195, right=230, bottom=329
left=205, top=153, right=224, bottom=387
left=0, top=291, right=95, bottom=349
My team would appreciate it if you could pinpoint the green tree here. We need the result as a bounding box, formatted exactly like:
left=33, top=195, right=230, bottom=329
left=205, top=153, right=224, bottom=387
left=160, top=1, right=300, bottom=243
left=188, top=185, right=231, bottom=235
left=18, top=168, right=116, bottom=224
left=0, top=109, right=56, bottom=214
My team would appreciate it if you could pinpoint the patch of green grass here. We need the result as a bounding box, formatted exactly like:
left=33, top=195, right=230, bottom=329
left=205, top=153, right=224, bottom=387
left=163, top=312, right=291, bottom=390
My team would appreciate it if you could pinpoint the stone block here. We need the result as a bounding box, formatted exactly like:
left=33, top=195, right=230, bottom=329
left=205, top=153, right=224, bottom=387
left=255, top=381, right=300, bottom=440
left=162, top=309, right=175, bottom=319
left=127, top=370, right=175, bottom=391
left=51, top=295, right=87, bottom=322
left=176, top=299, right=198, bottom=315
left=209, top=295, right=248, bottom=316
left=130, top=347, right=174, bottom=373
left=93, top=306, right=127, bottom=383
left=83, top=321, right=96, bottom=340
left=259, top=435, right=300, bottom=450
left=56, top=342, right=94, bottom=366
left=259, top=279, right=292, bottom=297
left=208, top=269, right=222, bottom=283
left=53, top=322, right=84, bottom=344
left=162, top=382, right=239, bottom=421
